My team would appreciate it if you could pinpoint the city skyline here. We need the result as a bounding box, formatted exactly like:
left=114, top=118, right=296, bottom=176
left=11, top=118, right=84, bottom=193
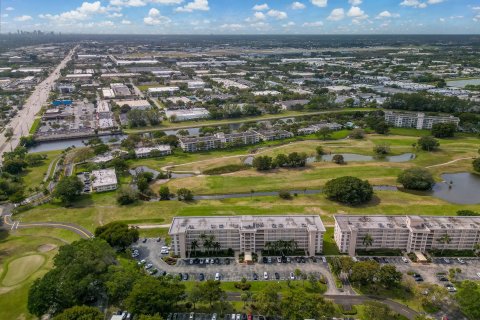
left=0, top=0, right=479, bottom=34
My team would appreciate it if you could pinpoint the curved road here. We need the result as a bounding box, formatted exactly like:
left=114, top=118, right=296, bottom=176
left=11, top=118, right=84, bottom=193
left=1, top=204, right=93, bottom=239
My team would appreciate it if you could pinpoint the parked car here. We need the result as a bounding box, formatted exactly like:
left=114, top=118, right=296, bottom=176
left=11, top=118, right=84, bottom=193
left=262, top=257, right=268, bottom=264
left=277, top=257, right=282, bottom=263
left=225, top=258, right=230, bottom=265
left=443, top=258, right=451, bottom=264
left=142, top=238, right=147, bottom=243
left=215, top=272, right=221, bottom=281
left=156, top=237, right=161, bottom=242
left=290, top=272, right=295, bottom=280
left=183, top=273, right=189, bottom=281
left=267, top=257, right=272, bottom=264
left=145, top=263, right=153, bottom=269
left=275, top=272, right=280, bottom=280
left=401, top=257, right=409, bottom=263
left=212, top=313, right=217, bottom=320
left=253, top=273, right=258, bottom=280
left=263, top=272, right=268, bottom=280
left=457, top=258, right=466, bottom=264
left=476, top=272, right=480, bottom=278
left=189, top=312, right=194, bottom=320
left=199, top=273, right=205, bottom=281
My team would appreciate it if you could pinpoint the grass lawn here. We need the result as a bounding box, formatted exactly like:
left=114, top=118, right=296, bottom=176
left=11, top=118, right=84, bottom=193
left=0, top=228, right=80, bottom=320
left=323, top=227, right=342, bottom=255
left=21, top=150, right=62, bottom=191
left=29, top=118, right=41, bottom=134
left=16, top=190, right=480, bottom=232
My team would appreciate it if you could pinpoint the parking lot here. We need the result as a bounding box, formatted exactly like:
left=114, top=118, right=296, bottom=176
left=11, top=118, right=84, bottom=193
left=133, top=238, right=480, bottom=295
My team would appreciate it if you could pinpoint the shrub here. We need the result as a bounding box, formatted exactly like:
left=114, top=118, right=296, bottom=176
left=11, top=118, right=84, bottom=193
left=316, top=146, right=325, bottom=156
left=278, top=190, right=292, bottom=200
left=457, top=210, right=480, bottom=216
left=177, top=188, right=194, bottom=201
left=117, top=186, right=138, bottom=205
left=203, top=164, right=249, bottom=175
left=431, top=123, right=456, bottom=138
left=350, top=128, right=365, bottom=139
left=332, top=154, right=345, bottom=164
left=473, top=158, right=480, bottom=173
left=417, top=136, right=439, bottom=151
left=397, top=168, right=435, bottom=191
left=252, top=156, right=273, bottom=171
left=373, top=144, right=390, bottom=155
left=323, top=176, right=373, bottom=205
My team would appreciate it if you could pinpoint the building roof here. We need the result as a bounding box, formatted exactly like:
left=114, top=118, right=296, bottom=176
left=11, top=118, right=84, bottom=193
left=91, top=169, right=117, bottom=188
left=134, top=145, right=171, bottom=155
left=169, top=215, right=325, bottom=235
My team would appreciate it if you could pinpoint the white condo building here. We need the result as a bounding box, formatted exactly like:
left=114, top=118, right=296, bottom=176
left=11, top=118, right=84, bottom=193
left=169, top=215, right=326, bottom=258
left=384, top=111, right=460, bottom=130
left=334, top=215, right=480, bottom=256
left=91, top=169, right=118, bottom=192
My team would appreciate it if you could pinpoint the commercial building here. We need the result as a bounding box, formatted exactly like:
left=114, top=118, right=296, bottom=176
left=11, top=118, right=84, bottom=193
left=334, top=215, right=480, bottom=256
left=134, top=145, right=172, bottom=158
left=384, top=111, right=460, bottom=130
left=165, top=108, right=210, bottom=122
left=187, top=81, right=206, bottom=90
left=147, top=86, right=179, bottom=96
left=169, top=215, right=326, bottom=258
left=110, top=83, right=132, bottom=97
left=57, top=83, right=75, bottom=94
left=91, top=169, right=118, bottom=192
left=115, top=99, right=151, bottom=110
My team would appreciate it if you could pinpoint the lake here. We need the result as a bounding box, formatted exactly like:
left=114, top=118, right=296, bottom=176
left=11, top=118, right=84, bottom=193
left=446, top=78, right=480, bottom=88
left=431, top=172, right=480, bottom=204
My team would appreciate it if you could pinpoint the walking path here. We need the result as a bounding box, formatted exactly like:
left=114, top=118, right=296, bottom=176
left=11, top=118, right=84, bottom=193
left=426, top=157, right=474, bottom=168
left=0, top=204, right=93, bottom=239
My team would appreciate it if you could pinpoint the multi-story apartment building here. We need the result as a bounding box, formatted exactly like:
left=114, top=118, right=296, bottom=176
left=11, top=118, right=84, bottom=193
left=384, top=111, right=460, bottom=130
left=334, top=215, right=480, bottom=256
left=91, top=169, right=118, bottom=192
left=169, top=215, right=326, bottom=258
left=179, top=130, right=294, bottom=152
left=134, top=145, right=172, bottom=158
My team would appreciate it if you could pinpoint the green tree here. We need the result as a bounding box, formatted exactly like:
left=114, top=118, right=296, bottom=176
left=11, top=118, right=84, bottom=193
left=52, top=305, right=103, bottom=320
left=349, top=260, right=380, bottom=286
left=417, top=136, right=440, bottom=151
left=188, top=284, right=203, bottom=310
left=473, top=158, right=480, bottom=173
left=431, top=123, right=456, bottom=138
left=323, top=176, right=373, bottom=205
left=316, top=146, right=325, bottom=156
left=316, top=127, right=332, bottom=140
left=361, top=301, right=393, bottom=320
left=350, top=128, right=365, bottom=139
left=362, top=234, right=373, bottom=251
left=332, top=154, right=345, bottom=164
left=274, top=153, right=288, bottom=167
left=28, top=239, right=116, bottom=316
left=397, top=167, right=435, bottom=191
left=373, top=144, right=390, bottom=156
left=105, top=262, right=143, bottom=307
left=281, top=288, right=336, bottom=320
left=177, top=188, right=194, bottom=201
left=252, top=155, right=273, bottom=171
left=159, top=186, right=170, bottom=200
left=190, top=239, right=199, bottom=256
left=2, top=158, right=28, bottom=174
left=137, top=315, right=165, bottom=320
left=437, top=234, right=452, bottom=254
left=94, top=222, right=139, bottom=251
left=253, top=283, right=281, bottom=317
left=116, top=186, right=138, bottom=205
left=457, top=210, right=479, bottom=216
left=456, top=280, right=480, bottom=320
left=199, top=280, right=226, bottom=308
left=53, top=176, right=84, bottom=205
left=125, top=277, right=185, bottom=316
left=377, top=265, right=402, bottom=288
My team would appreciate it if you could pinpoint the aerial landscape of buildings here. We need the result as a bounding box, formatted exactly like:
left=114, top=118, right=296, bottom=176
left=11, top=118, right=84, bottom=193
left=1, top=1, right=480, bottom=320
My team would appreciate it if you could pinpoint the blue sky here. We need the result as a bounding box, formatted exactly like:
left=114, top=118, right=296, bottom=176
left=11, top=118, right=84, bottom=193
left=0, top=0, right=479, bottom=34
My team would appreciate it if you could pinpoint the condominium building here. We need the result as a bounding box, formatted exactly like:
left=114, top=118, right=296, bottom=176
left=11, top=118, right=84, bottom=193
left=134, top=145, right=172, bottom=158
left=384, top=111, right=460, bottom=130
left=169, top=215, right=326, bottom=258
left=334, top=215, right=480, bottom=256
left=91, top=169, right=118, bottom=192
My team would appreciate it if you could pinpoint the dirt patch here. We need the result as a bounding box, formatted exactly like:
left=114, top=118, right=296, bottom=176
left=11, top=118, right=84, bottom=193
left=37, top=244, right=57, bottom=253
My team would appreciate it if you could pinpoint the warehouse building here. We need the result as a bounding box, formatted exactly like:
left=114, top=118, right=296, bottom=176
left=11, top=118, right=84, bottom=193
left=334, top=215, right=480, bottom=256
left=169, top=215, right=326, bottom=258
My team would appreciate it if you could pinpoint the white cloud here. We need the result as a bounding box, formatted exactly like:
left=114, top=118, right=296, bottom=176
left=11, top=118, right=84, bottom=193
left=311, top=0, right=327, bottom=7
left=175, top=0, right=209, bottom=12
left=400, top=0, right=427, bottom=8
left=303, top=21, right=323, bottom=27
left=252, top=3, right=269, bottom=11
left=151, top=0, right=183, bottom=3
left=347, top=6, right=368, bottom=20
left=283, top=21, right=296, bottom=27
left=427, top=0, right=444, bottom=4
left=267, top=9, right=287, bottom=20
left=110, top=0, right=146, bottom=6
left=291, top=2, right=306, bottom=10
left=254, top=12, right=266, bottom=20
left=327, top=8, right=345, bottom=21
left=121, top=19, right=132, bottom=24
left=39, top=1, right=109, bottom=22
left=377, top=10, right=392, bottom=18
left=5, top=7, right=14, bottom=11
left=348, top=0, right=362, bottom=5
left=144, top=8, right=171, bottom=25
left=108, top=12, right=123, bottom=18
left=439, top=18, right=445, bottom=22
left=14, top=15, right=33, bottom=22
left=220, top=23, right=244, bottom=31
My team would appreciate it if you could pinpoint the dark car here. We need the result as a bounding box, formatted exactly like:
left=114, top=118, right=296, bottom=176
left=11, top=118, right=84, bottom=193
left=199, top=273, right=205, bottom=281
left=295, top=257, right=301, bottom=263
left=241, top=314, right=247, bottom=320
left=225, top=258, right=230, bottom=265
left=214, top=258, right=220, bottom=264
left=156, top=237, right=161, bottom=242
left=183, top=273, right=189, bottom=281
left=142, top=238, right=147, bottom=243
left=275, top=272, right=280, bottom=280
left=281, top=256, right=287, bottom=263
left=262, top=257, right=268, bottom=264
left=300, top=257, right=306, bottom=263
left=311, top=257, right=317, bottom=263
left=253, top=273, right=258, bottom=280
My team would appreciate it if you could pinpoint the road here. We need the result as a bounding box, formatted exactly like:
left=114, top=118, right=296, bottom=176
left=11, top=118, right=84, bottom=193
left=0, top=45, right=78, bottom=164
left=0, top=203, right=93, bottom=239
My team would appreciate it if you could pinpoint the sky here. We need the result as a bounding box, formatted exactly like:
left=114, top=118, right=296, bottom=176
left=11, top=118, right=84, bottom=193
left=0, top=0, right=479, bottom=34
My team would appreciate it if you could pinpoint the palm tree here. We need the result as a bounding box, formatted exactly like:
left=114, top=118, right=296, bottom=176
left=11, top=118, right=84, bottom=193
left=437, top=234, right=452, bottom=254
left=265, top=241, right=272, bottom=255
left=362, top=234, right=374, bottom=251
left=213, top=241, right=221, bottom=254
left=190, top=240, right=199, bottom=257
left=199, top=233, right=207, bottom=252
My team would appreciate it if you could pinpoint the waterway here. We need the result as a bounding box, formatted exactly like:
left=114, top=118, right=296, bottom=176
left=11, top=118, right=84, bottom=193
left=431, top=172, right=480, bottom=204
left=446, top=78, right=480, bottom=88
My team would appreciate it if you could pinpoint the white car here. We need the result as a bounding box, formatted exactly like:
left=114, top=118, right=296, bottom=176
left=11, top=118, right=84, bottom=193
left=263, top=272, right=269, bottom=280
left=457, top=258, right=466, bottom=264
left=215, top=272, right=220, bottom=281
left=290, top=272, right=295, bottom=280
left=145, top=263, right=153, bottom=269
left=160, top=249, right=169, bottom=254
left=476, top=272, right=480, bottom=278
left=402, top=257, right=409, bottom=263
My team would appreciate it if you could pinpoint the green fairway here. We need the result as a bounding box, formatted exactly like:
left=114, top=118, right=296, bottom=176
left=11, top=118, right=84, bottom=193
left=21, top=150, right=62, bottom=191
left=0, top=229, right=80, bottom=320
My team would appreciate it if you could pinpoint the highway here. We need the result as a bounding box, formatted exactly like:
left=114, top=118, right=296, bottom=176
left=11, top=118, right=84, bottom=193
left=0, top=45, right=78, bottom=164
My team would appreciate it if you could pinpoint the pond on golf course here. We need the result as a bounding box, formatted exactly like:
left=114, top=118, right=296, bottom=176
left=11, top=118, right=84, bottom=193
left=431, top=172, right=480, bottom=204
